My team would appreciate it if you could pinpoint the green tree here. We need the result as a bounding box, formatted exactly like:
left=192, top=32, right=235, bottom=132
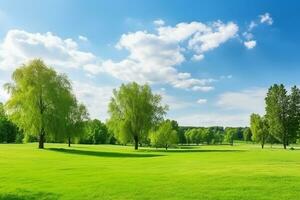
left=149, top=120, right=178, bottom=150
left=250, top=114, right=269, bottom=148
left=224, top=128, right=236, bottom=145
left=287, top=86, right=300, bottom=144
left=107, top=82, right=167, bottom=150
left=243, top=128, right=252, bottom=142
left=4, top=59, right=75, bottom=148
left=65, top=100, right=89, bottom=147
left=0, top=102, right=20, bottom=143
left=81, top=119, right=114, bottom=144
left=265, top=84, right=289, bottom=149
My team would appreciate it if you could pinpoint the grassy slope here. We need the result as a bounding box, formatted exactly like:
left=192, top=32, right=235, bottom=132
left=0, top=143, right=299, bottom=200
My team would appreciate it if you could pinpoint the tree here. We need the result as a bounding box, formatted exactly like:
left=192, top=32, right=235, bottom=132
left=81, top=119, right=114, bottom=144
left=0, top=102, right=20, bottom=143
left=265, top=84, right=289, bottom=149
left=107, top=82, right=167, bottom=150
left=250, top=114, right=269, bottom=148
left=243, top=128, right=252, bottom=142
left=287, top=86, right=300, bottom=144
left=149, top=120, right=178, bottom=150
left=224, top=128, right=236, bottom=145
left=65, top=100, right=89, bottom=147
left=4, top=59, right=75, bottom=148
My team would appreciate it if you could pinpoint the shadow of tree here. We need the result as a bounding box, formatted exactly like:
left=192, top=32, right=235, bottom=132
left=138, top=149, right=246, bottom=153
left=0, top=191, right=59, bottom=200
left=46, top=148, right=162, bottom=158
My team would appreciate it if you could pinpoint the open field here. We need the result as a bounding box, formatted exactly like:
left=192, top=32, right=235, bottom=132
left=0, top=143, right=300, bottom=200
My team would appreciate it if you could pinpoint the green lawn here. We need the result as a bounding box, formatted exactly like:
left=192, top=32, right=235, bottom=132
left=0, top=143, right=300, bottom=200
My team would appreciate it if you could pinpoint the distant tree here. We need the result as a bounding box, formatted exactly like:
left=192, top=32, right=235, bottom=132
left=149, top=120, right=178, bottom=150
left=250, top=114, right=269, bottom=148
left=65, top=100, right=89, bottom=147
left=107, top=82, right=167, bottom=150
left=243, top=128, right=252, bottom=142
left=81, top=119, right=114, bottom=144
left=0, top=102, right=20, bottom=143
left=224, top=128, right=236, bottom=145
left=265, top=84, right=289, bottom=149
left=4, top=59, right=75, bottom=148
left=287, top=86, right=300, bottom=144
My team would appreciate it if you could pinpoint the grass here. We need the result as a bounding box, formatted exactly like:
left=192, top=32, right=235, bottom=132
left=0, top=143, right=300, bottom=200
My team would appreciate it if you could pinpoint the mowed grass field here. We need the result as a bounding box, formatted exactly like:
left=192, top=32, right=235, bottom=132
left=0, top=143, right=300, bottom=200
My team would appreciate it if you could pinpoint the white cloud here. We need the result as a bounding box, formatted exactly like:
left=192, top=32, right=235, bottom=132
left=248, top=21, right=257, bottom=31
left=72, top=81, right=115, bottom=120
left=192, top=54, right=204, bottom=61
left=197, top=98, right=207, bottom=104
left=188, top=21, right=238, bottom=55
left=153, top=19, right=165, bottom=26
left=102, top=21, right=238, bottom=90
left=244, top=40, right=257, bottom=49
left=217, top=88, right=266, bottom=115
left=0, top=29, right=96, bottom=71
left=0, top=80, right=9, bottom=103
left=259, top=13, right=273, bottom=25
left=78, top=35, right=88, bottom=42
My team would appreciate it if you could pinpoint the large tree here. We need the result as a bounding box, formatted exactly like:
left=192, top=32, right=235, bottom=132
left=250, top=113, right=269, bottom=149
left=4, top=59, right=75, bottom=148
left=265, top=84, right=289, bottom=149
left=108, top=82, right=167, bottom=150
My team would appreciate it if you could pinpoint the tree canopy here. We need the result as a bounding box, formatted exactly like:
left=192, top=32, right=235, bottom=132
left=4, top=59, right=77, bottom=148
left=107, top=82, right=167, bottom=149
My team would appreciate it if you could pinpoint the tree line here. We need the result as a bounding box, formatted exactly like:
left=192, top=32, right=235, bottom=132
left=1, top=60, right=299, bottom=150
left=250, top=84, right=300, bottom=149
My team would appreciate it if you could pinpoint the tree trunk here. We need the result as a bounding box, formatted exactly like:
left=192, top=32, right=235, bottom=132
left=68, top=137, right=71, bottom=147
left=38, top=131, right=45, bottom=149
left=261, top=143, right=264, bottom=149
left=283, top=143, right=287, bottom=149
left=165, top=144, right=168, bottom=151
left=134, top=136, right=138, bottom=150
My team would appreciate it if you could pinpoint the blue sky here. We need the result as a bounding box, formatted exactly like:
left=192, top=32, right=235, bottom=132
left=0, top=0, right=300, bottom=126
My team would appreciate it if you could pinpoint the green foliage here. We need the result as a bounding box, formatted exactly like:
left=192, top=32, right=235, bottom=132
left=107, top=82, right=167, bottom=149
left=149, top=120, right=178, bottom=150
left=0, top=102, right=21, bottom=143
left=224, top=127, right=236, bottom=145
left=250, top=114, right=269, bottom=148
left=242, top=127, right=252, bottom=142
left=4, top=59, right=76, bottom=148
left=80, top=119, right=115, bottom=144
left=265, top=84, right=300, bottom=149
left=64, top=100, right=89, bottom=147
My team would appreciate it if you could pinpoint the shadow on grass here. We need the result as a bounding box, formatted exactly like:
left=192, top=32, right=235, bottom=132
left=138, top=149, right=246, bottom=153
left=0, top=191, right=59, bottom=200
left=46, top=148, right=162, bottom=158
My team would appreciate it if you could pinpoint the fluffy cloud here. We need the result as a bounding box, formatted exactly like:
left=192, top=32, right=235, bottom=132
left=0, top=29, right=96, bottom=71
left=72, top=81, right=115, bottom=120
left=259, top=13, right=273, bottom=25
left=78, top=35, right=88, bottom=42
left=244, top=40, right=257, bottom=49
left=153, top=19, right=165, bottom=26
left=217, top=88, right=266, bottom=115
left=242, top=12, right=273, bottom=49
left=197, top=98, right=207, bottom=104
left=101, top=20, right=238, bottom=90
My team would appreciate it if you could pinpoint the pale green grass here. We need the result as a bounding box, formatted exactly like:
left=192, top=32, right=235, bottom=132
left=0, top=143, right=300, bottom=200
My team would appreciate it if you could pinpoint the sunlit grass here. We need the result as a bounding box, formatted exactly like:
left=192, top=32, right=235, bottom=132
left=0, top=143, right=299, bottom=200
